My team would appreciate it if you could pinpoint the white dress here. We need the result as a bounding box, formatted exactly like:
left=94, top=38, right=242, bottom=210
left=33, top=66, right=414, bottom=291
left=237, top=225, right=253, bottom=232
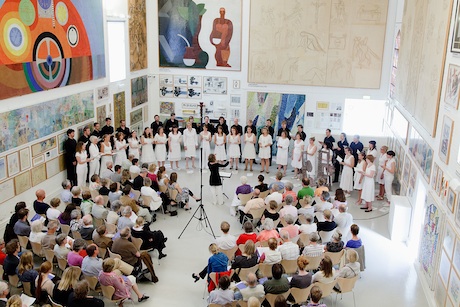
left=384, top=158, right=396, bottom=202
left=242, top=133, right=256, bottom=160
left=114, top=140, right=127, bottom=166
left=168, top=132, right=182, bottom=162
left=88, top=143, right=100, bottom=177
left=76, top=151, right=88, bottom=187
left=141, top=137, right=156, bottom=164
left=307, top=143, right=317, bottom=178
left=361, top=164, right=376, bottom=202
left=183, top=128, right=198, bottom=158
left=228, top=135, right=240, bottom=159
left=100, top=142, right=113, bottom=173
left=377, top=153, right=388, bottom=184
left=291, top=140, right=304, bottom=169
left=200, top=131, right=212, bottom=168
left=153, top=134, right=167, bottom=162
left=340, top=154, right=354, bottom=191
left=354, top=160, right=365, bottom=190
left=214, top=134, right=227, bottom=161
left=276, top=137, right=289, bottom=166
left=128, top=138, right=140, bottom=160
left=258, top=134, right=272, bottom=159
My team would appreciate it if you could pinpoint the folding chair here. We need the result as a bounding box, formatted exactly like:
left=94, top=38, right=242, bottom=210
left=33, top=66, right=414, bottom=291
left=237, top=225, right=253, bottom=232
left=280, top=259, right=298, bottom=275
left=265, top=290, right=291, bottom=307
left=335, top=275, right=359, bottom=307
left=219, top=245, right=238, bottom=262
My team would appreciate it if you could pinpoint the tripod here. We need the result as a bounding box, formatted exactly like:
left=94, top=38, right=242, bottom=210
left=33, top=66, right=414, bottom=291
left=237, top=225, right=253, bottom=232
left=178, top=102, right=215, bottom=239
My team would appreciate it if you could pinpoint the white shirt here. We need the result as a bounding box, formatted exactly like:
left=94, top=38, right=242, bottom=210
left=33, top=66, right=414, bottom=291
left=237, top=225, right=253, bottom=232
left=278, top=241, right=300, bottom=260
left=314, top=201, right=333, bottom=213
left=46, top=208, right=61, bottom=221
left=215, top=233, right=237, bottom=250
left=129, top=165, right=141, bottom=174
left=279, top=205, right=298, bottom=219
left=140, top=186, right=162, bottom=211
left=265, top=192, right=283, bottom=205
left=302, top=244, right=324, bottom=257
left=335, top=212, right=353, bottom=235
left=298, top=223, right=317, bottom=234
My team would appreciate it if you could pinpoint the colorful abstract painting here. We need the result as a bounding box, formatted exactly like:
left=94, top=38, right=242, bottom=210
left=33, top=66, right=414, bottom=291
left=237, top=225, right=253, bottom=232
left=0, top=0, right=105, bottom=100
left=131, top=76, right=148, bottom=108
left=158, top=0, right=241, bottom=70
left=129, top=0, right=147, bottom=71
left=0, top=90, right=94, bottom=153
left=246, top=92, right=306, bottom=136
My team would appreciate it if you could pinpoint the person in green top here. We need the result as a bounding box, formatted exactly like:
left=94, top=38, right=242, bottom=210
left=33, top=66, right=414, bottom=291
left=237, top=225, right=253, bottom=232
left=297, top=177, right=315, bottom=199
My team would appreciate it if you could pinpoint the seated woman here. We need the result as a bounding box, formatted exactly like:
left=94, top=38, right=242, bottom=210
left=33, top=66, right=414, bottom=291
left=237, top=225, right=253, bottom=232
left=258, top=201, right=280, bottom=228
left=317, top=209, right=337, bottom=232
left=3, top=240, right=20, bottom=278
left=17, top=251, right=38, bottom=293
left=54, top=234, right=72, bottom=259
left=58, top=204, right=76, bottom=226
left=192, top=243, right=229, bottom=283
left=120, top=169, right=132, bottom=187
left=314, top=177, right=329, bottom=198
left=53, top=266, right=80, bottom=305
left=131, top=217, right=167, bottom=259
left=259, top=238, right=281, bottom=265
left=256, top=218, right=280, bottom=242
left=230, top=176, right=253, bottom=215
left=290, top=255, right=312, bottom=289
left=280, top=214, right=299, bottom=239
left=35, top=261, right=55, bottom=304
left=140, top=177, right=162, bottom=211
left=46, top=198, right=62, bottom=221
left=69, top=209, right=83, bottom=232
left=98, top=258, right=149, bottom=305
left=312, top=256, right=336, bottom=284
left=108, top=182, right=122, bottom=204
left=67, top=280, right=104, bottom=307
left=29, top=220, right=46, bottom=244
left=168, top=172, right=201, bottom=211
left=325, top=230, right=344, bottom=252
left=298, top=195, right=314, bottom=217
left=231, top=240, right=258, bottom=272
left=332, top=188, right=347, bottom=209
left=207, top=275, right=235, bottom=306
left=99, top=178, right=110, bottom=196
left=67, top=239, right=86, bottom=267
left=346, top=224, right=362, bottom=248
left=236, top=222, right=257, bottom=256
left=334, top=249, right=360, bottom=292
left=255, top=174, right=268, bottom=192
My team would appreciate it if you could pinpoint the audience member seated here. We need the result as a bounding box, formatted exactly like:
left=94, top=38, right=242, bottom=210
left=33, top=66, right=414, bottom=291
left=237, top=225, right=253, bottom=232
left=282, top=182, right=297, bottom=202
left=314, top=178, right=329, bottom=197
left=79, top=215, right=94, bottom=241
left=279, top=195, right=298, bottom=220
left=0, top=281, right=7, bottom=306
left=110, top=165, right=123, bottom=183
left=305, top=286, right=326, bottom=307
left=17, top=251, right=38, bottom=293
left=317, top=210, right=337, bottom=232
left=4, top=202, right=27, bottom=243
left=314, top=191, right=333, bottom=214
left=248, top=296, right=262, bottom=307
left=80, top=191, right=94, bottom=216
left=325, top=231, right=344, bottom=252
left=192, top=243, right=229, bottom=282
left=278, top=230, right=300, bottom=260
left=54, top=234, right=72, bottom=259
left=3, top=240, right=20, bottom=277
left=100, top=161, right=114, bottom=180
left=92, top=196, right=109, bottom=220
left=58, top=204, right=76, bottom=226
left=117, top=206, right=136, bottom=231
left=334, top=249, right=360, bottom=293
left=112, top=227, right=142, bottom=267
left=99, top=178, right=110, bottom=196
left=231, top=240, right=258, bottom=271
left=41, top=220, right=58, bottom=250
left=0, top=239, right=6, bottom=265
left=124, top=197, right=152, bottom=225
left=346, top=224, right=362, bottom=248
left=280, top=214, right=299, bottom=239
left=131, top=217, right=167, bottom=259
left=260, top=238, right=281, bottom=265
left=61, top=180, right=73, bottom=203
left=332, top=189, right=347, bottom=209
left=140, top=177, right=162, bottom=211
left=13, top=208, right=30, bottom=237
left=238, top=189, right=265, bottom=224
left=312, top=256, right=336, bottom=283
left=98, top=258, right=149, bottom=303
left=335, top=204, right=354, bottom=240
left=255, top=174, right=268, bottom=192
left=129, top=158, right=141, bottom=176
left=67, top=280, right=104, bottom=307
left=290, top=255, right=312, bottom=289
left=298, top=214, right=317, bottom=235
left=231, top=176, right=253, bottom=215
left=132, top=168, right=148, bottom=191
left=269, top=172, right=285, bottom=191
left=120, top=169, right=132, bottom=187
left=35, top=261, right=55, bottom=304
left=107, top=201, right=122, bottom=225
left=297, top=178, right=314, bottom=199
left=52, top=266, right=80, bottom=305
left=33, top=189, right=50, bottom=215
left=263, top=263, right=290, bottom=294
left=257, top=218, right=280, bottom=242
left=82, top=244, right=133, bottom=278
left=89, top=174, right=101, bottom=191
left=302, top=233, right=324, bottom=257
left=71, top=186, right=82, bottom=207
left=46, top=198, right=62, bottom=221
left=207, top=275, right=234, bottom=305
left=236, top=222, right=257, bottom=251
left=216, top=221, right=236, bottom=250
left=69, top=209, right=83, bottom=232
left=235, top=273, right=265, bottom=301
left=108, top=182, right=123, bottom=204
left=265, top=184, right=283, bottom=206
left=93, top=225, right=113, bottom=249
left=67, top=239, right=86, bottom=267
left=259, top=201, right=280, bottom=228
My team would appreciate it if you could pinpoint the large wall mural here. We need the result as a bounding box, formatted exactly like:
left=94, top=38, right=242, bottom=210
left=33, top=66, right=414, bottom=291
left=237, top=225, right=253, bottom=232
left=0, top=0, right=105, bottom=100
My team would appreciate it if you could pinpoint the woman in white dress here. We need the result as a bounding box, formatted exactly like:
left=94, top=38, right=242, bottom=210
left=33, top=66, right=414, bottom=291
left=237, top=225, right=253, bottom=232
left=88, top=136, right=100, bottom=177
left=228, top=127, right=241, bottom=170
left=242, top=126, right=256, bottom=171
left=258, top=127, right=272, bottom=174
left=276, top=131, right=290, bottom=176
left=382, top=150, right=396, bottom=206
left=168, top=126, right=182, bottom=170
left=306, top=137, right=318, bottom=179
left=183, top=122, right=198, bottom=169
left=339, top=147, right=354, bottom=196
left=141, top=127, right=156, bottom=165
left=128, top=130, right=141, bottom=160
left=291, top=132, right=304, bottom=179
left=359, top=154, right=376, bottom=212
left=353, top=151, right=367, bottom=205
left=213, top=126, right=227, bottom=163
left=99, top=134, right=113, bottom=174
left=75, top=141, right=92, bottom=187
left=200, top=125, right=212, bottom=169
left=366, top=141, right=378, bottom=162
left=114, top=132, right=127, bottom=166
left=154, top=127, right=167, bottom=167
left=376, top=145, right=389, bottom=200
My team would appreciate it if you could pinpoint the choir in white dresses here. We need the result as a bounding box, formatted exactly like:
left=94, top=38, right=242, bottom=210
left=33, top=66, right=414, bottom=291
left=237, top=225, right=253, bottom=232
left=258, top=134, right=272, bottom=159
left=276, top=137, right=289, bottom=166
left=154, top=133, right=167, bottom=162
left=361, top=163, right=376, bottom=202
left=228, top=135, right=240, bottom=159
left=168, top=132, right=182, bottom=161
left=242, top=133, right=256, bottom=160
left=183, top=128, right=198, bottom=158
left=114, top=139, right=127, bottom=166
left=141, top=136, right=155, bottom=164
left=214, top=134, right=227, bottom=161
left=340, top=154, right=354, bottom=192
left=128, top=137, right=141, bottom=160
left=200, top=131, right=212, bottom=168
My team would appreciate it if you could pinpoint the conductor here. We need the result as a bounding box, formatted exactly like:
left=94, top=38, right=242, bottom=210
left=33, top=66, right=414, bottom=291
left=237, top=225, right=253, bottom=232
left=208, top=154, right=229, bottom=206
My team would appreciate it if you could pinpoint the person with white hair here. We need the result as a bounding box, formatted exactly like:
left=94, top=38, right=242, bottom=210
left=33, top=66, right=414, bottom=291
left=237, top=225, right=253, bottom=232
left=256, top=218, right=280, bottom=242
left=279, top=195, right=298, bottom=219
left=314, top=191, right=333, bottom=213
left=92, top=196, right=109, bottom=220
left=0, top=281, right=8, bottom=307
left=230, top=176, right=253, bottom=216
left=264, top=184, right=283, bottom=206
left=298, top=213, right=317, bottom=235
left=280, top=214, right=299, bottom=239
left=29, top=220, right=46, bottom=243
left=140, top=177, right=162, bottom=211
left=334, top=204, right=353, bottom=240
left=60, top=180, right=72, bottom=203
left=302, top=233, right=324, bottom=257
left=117, top=206, right=136, bottom=231
left=234, top=273, right=265, bottom=301
left=79, top=215, right=94, bottom=240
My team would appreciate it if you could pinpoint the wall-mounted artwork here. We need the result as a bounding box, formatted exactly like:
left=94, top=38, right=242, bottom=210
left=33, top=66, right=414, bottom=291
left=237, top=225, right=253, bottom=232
left=444, top=64, right=460, bottom=109
left=452, top=0, right=460, bottom=52
left=395, top=0, right=453, bottom=136
left=131, top=76, right=148, bottom=108
left=160, top=102, right=175, bottom=115
left=158, top=0, right=242, bottom=70
left=203, top=77, right=227, bottom=94
left=0, top=179, right=14, bottom=204
left=46, top=158, right=60, bottom=179
left=96, top=105, right=107, bottom=127
left=0, top=157, right=5, bottom=181
left=6, top=152, right=19, bottom=177
left=248, top=0, right=389, bottom=88
left=0, top=0, right=105, bottom=100
left=58, top=133, right=67, bottom=155
left=439, top=116, right=454, bottom=164
left=408, top=126, right=433, bottom=182
left=247, top=92, right=306, bottom=138
left=31, top=137, right=57, bottom=157
left=113, top=92, right=126, bottom=129
left=19, top=148, right=31, bottom=172
left=14, top=171, right=31, bottom=195
left=129, top=0, right=148, bottom=71
left=97, top=86, right=109, bottom=101
left=130, top=108, right=143, bottom=126
left=31, top=164, right=46, bottom=187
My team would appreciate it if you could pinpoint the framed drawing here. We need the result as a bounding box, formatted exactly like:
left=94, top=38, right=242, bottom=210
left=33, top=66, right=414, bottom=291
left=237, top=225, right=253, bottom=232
left=58, top=133, right=67, bottom=154
left=128, top=0, right=147, bottom=71
left=452, top=1, right=460, bottom=53
left=159, top=102, right=175, bottom=115
left=97, top=86, right=109, bottom=101
left=0, top=179, right=14, bottom=204
left=440, top=116, right=454, bottom=164
left=0, top=157, right=6, bottom=181
left=203, top=77, right=227, bottom=94
left=113, top=92, right=126, bottom=128
left=58, top=155, right=66, bottom=172
left=402, top=156, right=411, bottom=185
left=31, top=137, right=57, bottom=157
left=45, top=148, right=58, bottom=162
left=448, top=268, right=460, bottom=306
left=31, top=164, right=46, bottom=187
left=454, top=236, right=460, bottom=275
left=96, top=105, right=107, bottom=126
left=46, top=158, right=60, bottom=179
left=19, top=147, right=31, bottom=172
left=14, top=171, right=31, bottom=195
left=131, top=76, right=148, bottom=108
left=143, top=105, right=148, bottom=122
left=431, top=163, right=439, bottom=191
left=456, top=194, right=460, bottom=228
left=444, top=64, right=460, bottom=109
left=6, top=151, right=19, bottom=177
left=130, top=108, right=143, bottom=126
left=440, top=250, right=452, bottom=287
left=32, top=155, right=45, bottom=167
left=447, top=187, right=457, bottom=213
left=159, top=75, right=173, bottom=86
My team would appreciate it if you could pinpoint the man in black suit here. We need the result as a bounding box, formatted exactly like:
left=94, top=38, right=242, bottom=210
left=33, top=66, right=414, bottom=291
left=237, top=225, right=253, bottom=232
left=164, top=113, right=179, bottom=136
left=133, top=168, right=148, bottom=191
left=201, top=116, right=215, bottom=134
left=116, top=120, right=130, bottom=141
left=150, top=114, right=163, bottom=135
left=101, top=118, right=114, bottom=136
left=91, top=122, right=102, bottom=139
left=63, top=129, right=77, bottom=185
left=297, top=124, right=306, bottom=141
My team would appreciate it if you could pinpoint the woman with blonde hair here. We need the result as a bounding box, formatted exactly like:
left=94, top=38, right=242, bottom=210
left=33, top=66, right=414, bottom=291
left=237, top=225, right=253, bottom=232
left=183, top=121, right=198, bottom=169
left=35, top=261, right=55, bottom=304
left=75, top=141, right=92, bottom=187
left=53, top=266, right=81, bottom=305
left=247, top=296, right=261, bottom=307
left=6, top=295, right=23, bottom=307
left=29, top=220, right=46, bottom=243
left=168, top=172, right=201, bottom=210
left=192, top=243, right=229, bottom=283
left=231, top=240, right=258, bottom=271
left=289, top=255, right=312, bottom=288
left=17, top=251, right=38, bottom=292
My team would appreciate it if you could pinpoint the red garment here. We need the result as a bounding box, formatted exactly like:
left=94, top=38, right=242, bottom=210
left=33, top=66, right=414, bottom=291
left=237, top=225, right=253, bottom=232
left=78, top=250, right=87, bottom=258
left=235, top=233, right=257, bottom=256
left=208, top=270, right=232, bottom=292
left=0, top=251, right=6, bottom=265
left=147, top=173, right=157, bottom=183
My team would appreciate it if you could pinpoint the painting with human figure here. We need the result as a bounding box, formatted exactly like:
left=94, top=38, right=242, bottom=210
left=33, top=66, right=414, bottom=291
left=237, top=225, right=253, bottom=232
left=158, top=0, right=241, bottom=70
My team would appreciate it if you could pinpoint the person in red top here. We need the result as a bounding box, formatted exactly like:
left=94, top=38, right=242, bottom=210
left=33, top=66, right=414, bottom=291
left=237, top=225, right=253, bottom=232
left=235, top=222, right=257, bottom=256
left=0, top=239, right=6, bottom=265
